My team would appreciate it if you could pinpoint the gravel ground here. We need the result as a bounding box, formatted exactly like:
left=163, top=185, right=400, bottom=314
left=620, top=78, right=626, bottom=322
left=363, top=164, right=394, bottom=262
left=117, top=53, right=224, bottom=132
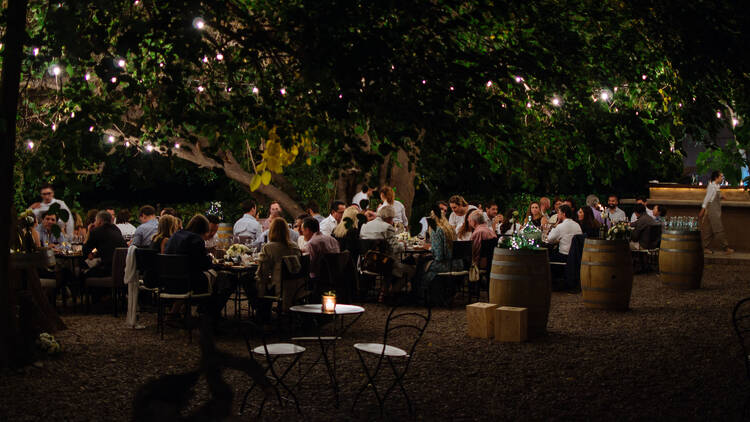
left=2, top=263, right=750, bottom=421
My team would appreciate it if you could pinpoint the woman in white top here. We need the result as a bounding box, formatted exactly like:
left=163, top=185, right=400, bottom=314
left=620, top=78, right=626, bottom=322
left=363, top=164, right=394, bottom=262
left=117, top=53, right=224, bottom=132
left=377, top=185, right=408, bottom=228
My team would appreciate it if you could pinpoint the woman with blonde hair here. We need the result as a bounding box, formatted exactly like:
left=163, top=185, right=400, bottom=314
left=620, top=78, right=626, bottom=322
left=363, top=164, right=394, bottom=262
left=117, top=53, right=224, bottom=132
left=151, top=214, right=177, bottom=253
left=418, top=204, right=461, bottom=303
left=526, top=201, right=548, bottom=228
left=255, top=217, right=302, bottom=315
left=333, top=205, right=361, bottom=252
left=377, top=185, right=408, bottom=228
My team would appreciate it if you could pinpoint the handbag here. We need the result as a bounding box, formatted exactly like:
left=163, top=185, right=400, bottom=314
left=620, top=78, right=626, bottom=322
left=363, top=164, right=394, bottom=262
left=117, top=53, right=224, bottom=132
left=469, top=263, right=480, bottom=282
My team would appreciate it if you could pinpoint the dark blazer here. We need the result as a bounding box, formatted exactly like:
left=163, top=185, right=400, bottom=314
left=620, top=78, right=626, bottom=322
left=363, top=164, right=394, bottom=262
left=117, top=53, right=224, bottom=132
left=83, top=223, right=127, bottom=274
left=631, top=214, right=660, bottom=249
left=164, top=230, right=212, bottom=289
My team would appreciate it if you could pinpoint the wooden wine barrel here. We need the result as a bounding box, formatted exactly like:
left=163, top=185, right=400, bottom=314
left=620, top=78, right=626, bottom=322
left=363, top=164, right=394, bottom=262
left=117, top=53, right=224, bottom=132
left=489, top=247, right=551, bottom=337
left=217, top=223, right=233, bottom=243
left=659, top=230, right=703, bottom=289
left=580, top=238, right=633, bottom=310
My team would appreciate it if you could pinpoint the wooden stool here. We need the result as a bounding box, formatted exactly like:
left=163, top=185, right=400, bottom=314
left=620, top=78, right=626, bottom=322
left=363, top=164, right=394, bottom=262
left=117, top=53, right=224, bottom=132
left=494, top=306, right=528, bottom=342
left=466, top=302, right=497, bottom=338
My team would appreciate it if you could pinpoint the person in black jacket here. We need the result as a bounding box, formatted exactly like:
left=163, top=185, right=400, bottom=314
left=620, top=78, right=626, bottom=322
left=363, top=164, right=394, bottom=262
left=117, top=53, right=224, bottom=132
left=164, top=214, right=214, bottom=294
left=83, top=211, right=127, bottom=277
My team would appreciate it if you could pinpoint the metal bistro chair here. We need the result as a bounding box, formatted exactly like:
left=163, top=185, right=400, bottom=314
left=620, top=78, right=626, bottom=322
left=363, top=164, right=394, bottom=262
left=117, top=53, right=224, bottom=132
left=84, top=248, right=128, bottom=316
left=352, top=305, right=432, bottom=416
left=258, top=254, right=310, bottom=326
left=435, top=240, right=472, bottom=305
left=238, top=320, right=306, bottom=419
left=155, top=254, right=211, bottom=342
left=357, top=239, right=389, bottom=300
left=733, top=297, right=750, bottom=418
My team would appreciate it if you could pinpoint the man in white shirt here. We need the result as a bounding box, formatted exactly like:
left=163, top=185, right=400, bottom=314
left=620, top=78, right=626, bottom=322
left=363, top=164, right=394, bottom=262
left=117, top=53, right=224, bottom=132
left=319, top=200, right=346, bottom=236
left=448, top=195, right=477, bottom=233
left=699, top=171, right=733, bottom=254
left=352, top=184, right=373, bottom=209
left=233, top=199, right=262, bottom=243
left=359, top=205, right=414, bottom=280
left=546, top=205, right=583, bottom=262
left=602, top=195, right=627, bottom=227
left=30, top=183, right=74, bottom=236
left=485, top=202, right=503, bottom=235
left=629, top=197, right=655, bottom=222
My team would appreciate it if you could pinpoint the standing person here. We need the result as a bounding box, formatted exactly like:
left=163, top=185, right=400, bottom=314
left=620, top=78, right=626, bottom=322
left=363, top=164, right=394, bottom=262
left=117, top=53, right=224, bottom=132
left=352, top=184, right=373, bottom=209
left=602, top=195, right=627, bottom=227
left=320, top=200, right=346, bottom=236
left=83, top=211, right=127, bottom=277
left=233, top=199, right=262, bottom=242
left=30, top=183, right=74, bottom=236
left=261, top=201, right=283, bottom=231
left=457, top=209, right=478, bottom=241
left=116, top=209, right=137, bottom=239
left=699, top=171, right=734, bottom=254
left=131, top=205, right=159, bottom=248
left=378, top=186, right=409, bottom=229
left=448, top=195, right=476, bottom=233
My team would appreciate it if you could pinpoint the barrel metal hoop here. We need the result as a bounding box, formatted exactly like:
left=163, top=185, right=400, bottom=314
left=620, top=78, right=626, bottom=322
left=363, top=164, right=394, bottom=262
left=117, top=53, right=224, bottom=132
left=491, top=260, right=540, bottom=267
left=581, top=261, right=621, bottom=267
left=663, top=230, right=701, bottom=235
left=582, top=298, right=627, bottom=307
left=489, top=272, right=547, bottom=281
left=661, top=238, right=701, bottom=243
left=582, top=248, right=619, bottom=253
left=584, top=238, right=628, bottom=245
left=660, top=248, right=702, bottom=253
left=661, top=270, right=701, bottom=276
left=493, top=247, right=548, bottom=256
left=582, top=286, right=625, bottom=292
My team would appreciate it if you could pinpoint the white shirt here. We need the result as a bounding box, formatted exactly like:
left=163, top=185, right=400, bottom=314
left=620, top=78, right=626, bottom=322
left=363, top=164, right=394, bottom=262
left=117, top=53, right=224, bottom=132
left=603, top=207, right=627, bottom=224
left=297, top=234, right=308, bottom=251
left=116, top=223, right=137, bottom=238
left=319, top=214, right=338, bottom=236
left=630, top=207, right=655, bottom=223
left=352, top=191, right=369, bottom=207
left=546, top=218, right=583, bottom=255
left=378, top=200, right=408, bottom=227
left=233, top=213, right=262, bottom=241
left=359, top=217, right=404, bottom=255
left=33, top=198, right=74, bottom=236
left=448, top=205, right=477, bottom=233
left=702, top=181, right=721, bottom=209
left=419, top=217, right=429, bottom=238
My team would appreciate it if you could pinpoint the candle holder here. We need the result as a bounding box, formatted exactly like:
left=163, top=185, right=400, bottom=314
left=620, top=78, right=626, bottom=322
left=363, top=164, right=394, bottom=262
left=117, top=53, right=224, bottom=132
left=322, top=292, right=337, bottom=314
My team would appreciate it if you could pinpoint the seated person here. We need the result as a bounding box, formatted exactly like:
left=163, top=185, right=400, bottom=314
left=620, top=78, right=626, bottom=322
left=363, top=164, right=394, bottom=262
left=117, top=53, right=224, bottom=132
left=255, top=218, right=302, bottom=312
left=545, top=205, right=582, bottom=262
left=164, top=215, right=214, bottom=294
left=300, top=217, right=340, bottom=280
left=526, top=201, right=549, bottom=227
left=115, top=209, right=137, bottom=239
left=150, top=215, right=177, bottom=254
left=456, top=209, right=478, bottom=241
left=332, top=206, right=362, bottom=254
left=233, top=199, right=262, bottom=243
left=630, top=203, right=660, bottom=250
left=360, top=205, right=416, bottom=285
left=131, top=205, right=159, bottom=248
left=498, top=209, right=522, bottom=237
left=468, top=212, right=497, bottom=266
left=418, top=206, right=462, bottom=300
left=293, top=214, right=308, bottom=250
left=83, top=211, right=127, bottom=277
left=250, top=218, right=300, bottom=249
left=37, top=210, right=67, bottom=246
left=577, top=206, right=602, bottom=238
left=204, top=215, right=221, bottom=250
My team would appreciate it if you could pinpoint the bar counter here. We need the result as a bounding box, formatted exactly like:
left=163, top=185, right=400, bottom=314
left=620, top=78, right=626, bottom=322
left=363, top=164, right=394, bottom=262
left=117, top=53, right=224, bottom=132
left=649, top=183, right=750, bottom=251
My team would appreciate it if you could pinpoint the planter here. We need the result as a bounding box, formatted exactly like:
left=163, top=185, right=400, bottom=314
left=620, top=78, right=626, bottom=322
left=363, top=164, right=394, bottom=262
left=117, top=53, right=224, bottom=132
left=489, top=247, right=551, bottom=338
left=659, top=230, right=703, bottom=289
left=581, top=238, right=633, bottom=310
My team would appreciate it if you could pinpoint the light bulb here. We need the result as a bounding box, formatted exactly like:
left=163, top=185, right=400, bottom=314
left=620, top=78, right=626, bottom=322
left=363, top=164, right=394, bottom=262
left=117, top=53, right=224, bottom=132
left=551, top=97, right=560, bottom=106
left=515, top=76, right=523, bottom=83
left=125, top=141, right=130, bottom=147
left=338, top=94, right=343, bottom=99
left=280, top=88, right=286, bottom=95
left=84, top=73, right=90, bottom=81
left=33, top=47, right=39, bottom=56
left=421, top=80, right=426, bottom=85
left=117, top=59, right=126, bottom=68
left=51, top=65, right=61, bottom=76
left=202, top=56, right=208, bottom=63
left=732, top=118, right=739, bottom=127
left=193, top=18, right=206, bottom=30
left=642, top=74, right=647, bottom=80
left=70, top=112, right=75, bottom=118
left=526, top=102, right=532, bottom=108
left=159, top=62, right=165, bottom=68
left=449, top=86, right=454, bottom=91
left=716, top=111, right=722, bottom=119
left=110, top=76, right=117, bottom=83
left=252, top=87, right=259, bottom=94
left=146, top=144, right=153, bottom=152
left=107, top=135, right=115, bottom=143
left=51, top=124, right=56, bottom=131
left=27, top=141, right=34, bottom=149
left=197, top=85, right=205, bottom=92
left=89, top=126, right=94, bottom=132
left=174, top=143, right=180, bottom=149
left=486, top=80, right=492, bottom=87
left=216, top=53, right=223, bottom=61
left=600, top=91, right=609, bottom=101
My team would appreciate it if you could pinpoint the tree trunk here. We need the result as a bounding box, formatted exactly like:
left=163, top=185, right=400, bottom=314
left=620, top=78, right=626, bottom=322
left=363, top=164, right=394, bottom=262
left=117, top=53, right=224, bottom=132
left=379, top=149, right=417, bottom=219
left=0, top=0, right=29, bottom=368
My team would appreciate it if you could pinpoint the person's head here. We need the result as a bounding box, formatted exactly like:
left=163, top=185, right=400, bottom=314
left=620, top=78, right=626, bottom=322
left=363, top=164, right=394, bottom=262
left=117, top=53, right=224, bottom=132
left=540, top=197, right=551, bottom=212
left=268, top=217, right=290, bottom=243
left=334, top=206, right=361, bottom=237
left=429, top=204, right=457, bottom=243
left=365, top=209, right=377, bottom=221
left=306, top=200, right=320, bottom=215
left=558, top=204, right=573, bottom=221
left=39, top=183, right=55, bottom=203
left=577, top=207, right=585, bottom=221
left=633, top=203, right=647, bottom=217
left=160, top=207, right=176, bottom=218
left=607, top=195, right=619, bottom=209
left=86, top=209, right=99, bottom=225
left=95, top=210, right=113, bottom=227
left=206, top=214, right=221, bottom=238
left=361, top=184, right=370, bottom=194
left=529, top=201, right=541, bottom=218
left=564, top=198, right=575, bottom=210
left=486, top=202, right=499, bottom=219
left=377, top=205, right=396, bottom=225
left=554, top=198, right=563, bottom=212
left=359, top=199, right=370, bottom=211
left=154, top=215, right=177, bottom=242
left=73, top=212, right=84, bottom=229
left=116, top=209, right=131, bottom=225
left=579, top=206, right=601, bottom=228
left=437, top=201, right=449, bottom=216
left=106, top=208, right=116, bottom=221
left=635, top=197, right=648, bottom=207
left=710, top=170, right=723, bottom=183
left=449, top=195, right=468, bottom=216
left=469, top=209, right=486, bottom=229
left=330, top=200, right=346, bottom=222
left=653, top=204, right=667, bottom=217
left=42, top=211, right=58, bottom=230
left=585, top=194, right=600, bottom=208
left=185, top=214, right=211, bottom=240
left=499, top=209, right=517, bottom=234
left=380, top=186, right=395, bottom=204
left=241, top=199, right=257, bottom=216
left=301, top=217, right=319, bottom=240
left=138, top=205, right=156, bottom=223
left=268, top=201, right=282, bottom=218
left=294, top=214, right=308, bottom=235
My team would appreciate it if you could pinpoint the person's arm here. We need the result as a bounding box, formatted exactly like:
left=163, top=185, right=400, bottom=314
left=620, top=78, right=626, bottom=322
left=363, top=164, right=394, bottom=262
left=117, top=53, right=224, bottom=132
left=399, top=204, right=408, bottom=227
left=160, top=238, right=168, bottom=254
left=62, top=203, right=74, bottom=236
left=546, top=226, right=561, bottom=244
left=471, top=233, right=481, bottom=264
left=82, top=228, right=96, bottom=257
left=702, top=183, right=717, bottom=209
left=431, top=230, right=446, bottom=261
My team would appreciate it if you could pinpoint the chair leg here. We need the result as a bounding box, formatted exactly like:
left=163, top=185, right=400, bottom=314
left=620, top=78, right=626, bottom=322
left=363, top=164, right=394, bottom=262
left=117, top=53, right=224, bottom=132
left=382, top=357, right=413, bottom=415
left=112, top=286, right=118, bottom=317
left=351, top=350, right=385, bottom=414
left=187, top=297, right=193, bottom=344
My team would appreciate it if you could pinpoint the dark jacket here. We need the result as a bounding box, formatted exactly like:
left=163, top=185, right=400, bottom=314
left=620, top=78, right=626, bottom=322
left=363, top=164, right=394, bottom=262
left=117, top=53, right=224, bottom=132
left=631, top=214, right=660, bottom=249
left=164, top=230, right=212, bottom=291
left=83, top=223, right=127, bottom=274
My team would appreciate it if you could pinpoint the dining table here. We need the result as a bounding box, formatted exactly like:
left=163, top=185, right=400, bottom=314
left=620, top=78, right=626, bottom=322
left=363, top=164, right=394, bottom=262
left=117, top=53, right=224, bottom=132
left=213, top=260, right=258, bottom=320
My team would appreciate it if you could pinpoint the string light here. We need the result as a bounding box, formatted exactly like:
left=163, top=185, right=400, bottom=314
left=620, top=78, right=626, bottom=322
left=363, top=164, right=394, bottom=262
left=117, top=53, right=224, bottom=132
left=125, top=141, right=130, bottom=147
left=215, top=53, right=223, bottom=61
left=551, top=96, right=561, bottom=107
left=526, top=102, right=532, bottom=108
left=70, top=112, right=75, bottom=118
left=27, top=141, right=34, bottom=149
left=116, top=58, right=126, bottom=68
left=193, top=17, right=206, bottom=30
left=252, top=87, right=259, bottom=94
left=145, top=144, right=153, bottom=152
left=486, top=80, right=493, bottom=88
left=600, top=91, right=610, bottom=101
left=174, top=143, right=180, bottom=149
left=134, top=0, right=140, bottom=4
left=197, top=85, right=205, bottom=92
left=51, top=124, right=57, bottom=131
left=88, top=126, right=94, bottom=132
left=159, top=62, right=165, bottom=68
left=280, top=88, right=286, bottom=95
left=110, top=76, right=117, bottom=83
left=33, top=47, right=39, bottom=56
left=641, top=74, right=647, bottom=80
left=226, top=87, right=232, bottom=92
left=421, top=80, right=426, bottom=85
left=107, top=135, right=115, bottom=143
left=338, top=94, right=343, bottom=99
left=51, top=65, right=61, bottom=76
left=84, top=73, right=91, bottom=81
left=202, top=56, right=208, bottom=63
left=515, top=76, right=523, bottom=83
left=716, top=111, right=722, bottom=119
left=733, top=118, right=739, bottom=127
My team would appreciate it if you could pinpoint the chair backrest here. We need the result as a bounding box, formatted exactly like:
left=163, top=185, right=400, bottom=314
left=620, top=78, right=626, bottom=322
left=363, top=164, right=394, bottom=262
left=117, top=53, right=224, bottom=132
left=382, top=306, right=432, bottom=364
left=647, top=224, right=662, bottom=249
left=452, top=240, right=473, bottom=268
left=135, top=248, right=158, bottom=288
left=358, top=238, right=386, bottom=254
left=111, top=247, right=129, bottom=285
left=733, top=297, right=750, bottom=381
left=281, top=254, right=309, bottom=281
left=479, top=238, right=498, bottom=268
left=156, top=254, right=191, bottom=293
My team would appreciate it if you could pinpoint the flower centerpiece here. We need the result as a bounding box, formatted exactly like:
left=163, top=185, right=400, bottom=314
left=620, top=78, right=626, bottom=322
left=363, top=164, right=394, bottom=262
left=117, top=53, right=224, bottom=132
left=226, top=244, right=251, bottom=259
left=606, top=221, right=632, bottom=241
